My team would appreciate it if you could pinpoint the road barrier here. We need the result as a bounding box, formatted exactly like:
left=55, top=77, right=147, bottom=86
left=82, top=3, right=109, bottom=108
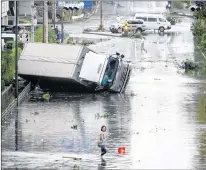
left=1, top=82, right=31, bottom=121
left=1, top=84, right=14, bottom=112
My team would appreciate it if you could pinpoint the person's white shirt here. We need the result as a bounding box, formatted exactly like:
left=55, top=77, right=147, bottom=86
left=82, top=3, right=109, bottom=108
left=1, top=39, right=5, bottom=50
left=116, top=15, right=121, bottom=23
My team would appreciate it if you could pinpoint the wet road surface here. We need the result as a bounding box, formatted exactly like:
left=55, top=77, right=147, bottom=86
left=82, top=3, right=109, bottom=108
left=2, top=5, right=206, bottom=170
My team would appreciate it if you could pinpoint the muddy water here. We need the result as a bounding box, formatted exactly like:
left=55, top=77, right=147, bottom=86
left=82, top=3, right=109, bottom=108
left=2, top=18, right=206, bottom=169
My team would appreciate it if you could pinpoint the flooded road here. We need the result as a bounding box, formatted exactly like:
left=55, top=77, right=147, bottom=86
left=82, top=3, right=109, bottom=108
left=2, top=16, right=206, bottom=169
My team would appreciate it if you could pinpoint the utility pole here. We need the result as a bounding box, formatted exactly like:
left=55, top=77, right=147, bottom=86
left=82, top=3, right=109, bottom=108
left=14, top=1, right=16, bottom=25
left=15, top=0, right=19, bottom=107
left=61, top=9, right=64, bottom=43
left=52, top=0, right=56, bottom=28
left=99, top=1, right=103, bottom=30
left=43, top=1, right=48, bottom=43
left=31, top=2, right=34, bottom=42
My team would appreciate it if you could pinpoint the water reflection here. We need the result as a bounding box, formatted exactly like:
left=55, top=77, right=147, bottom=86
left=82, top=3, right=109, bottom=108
left=98, top=158, right=107, bottom=170
left=15, top=109, right=19, bottom=151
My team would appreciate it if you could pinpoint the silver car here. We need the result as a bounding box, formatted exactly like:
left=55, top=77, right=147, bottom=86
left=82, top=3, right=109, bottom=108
left=110, top=19, right=146, bottom=34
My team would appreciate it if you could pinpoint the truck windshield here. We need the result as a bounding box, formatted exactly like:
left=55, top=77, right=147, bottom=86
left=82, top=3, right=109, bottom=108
left=101, top=57, right=119, bottom=87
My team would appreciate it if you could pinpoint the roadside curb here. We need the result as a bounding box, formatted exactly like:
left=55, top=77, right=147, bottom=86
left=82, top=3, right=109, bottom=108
left=82, top=32, right=122, bottom=38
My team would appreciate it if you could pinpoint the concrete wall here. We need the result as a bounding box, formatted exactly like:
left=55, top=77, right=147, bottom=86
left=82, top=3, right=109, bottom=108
left=1, top=1, right=9, bottom=25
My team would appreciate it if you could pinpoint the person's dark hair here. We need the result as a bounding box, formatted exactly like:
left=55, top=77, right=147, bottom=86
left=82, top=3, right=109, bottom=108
left=101, top=125, right=106, bottom=132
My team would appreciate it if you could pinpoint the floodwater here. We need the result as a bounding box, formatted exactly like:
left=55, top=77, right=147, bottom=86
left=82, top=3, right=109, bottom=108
left=2, top=17, right=206, bottom=169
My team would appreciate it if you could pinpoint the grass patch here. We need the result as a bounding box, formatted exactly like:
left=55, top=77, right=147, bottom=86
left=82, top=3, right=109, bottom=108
left=34, top=26, right=56, bottom=43
left=19, top=18, right=32, bottom=24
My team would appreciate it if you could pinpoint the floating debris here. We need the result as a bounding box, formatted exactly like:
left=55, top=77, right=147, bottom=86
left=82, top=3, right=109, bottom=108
left=130, top=91, right=136, bottom=96
left=71, top=125, right=78, bottom=130
left=43, top=92, right=50, bottom=101
left=32, top=112, right=39, bottom=115
left=95, top=113, right=116, bottom=119
left=73, top=164, right=80, bottom=170
left=181, top=59, right=199, bottom=71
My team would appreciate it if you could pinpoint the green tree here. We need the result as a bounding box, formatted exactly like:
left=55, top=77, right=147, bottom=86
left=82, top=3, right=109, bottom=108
left=1, top=48, right=22, bottom=90
left=34, top=26, right=56, bottom=43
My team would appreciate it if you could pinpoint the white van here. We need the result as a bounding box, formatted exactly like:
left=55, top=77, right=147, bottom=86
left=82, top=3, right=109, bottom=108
left=1, top=33, right=16, bottom=43
left=134, top=14, right=171, bottom=32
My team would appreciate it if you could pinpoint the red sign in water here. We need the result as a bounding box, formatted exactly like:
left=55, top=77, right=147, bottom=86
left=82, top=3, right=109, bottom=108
left=118, top=147, right=125, bottom=154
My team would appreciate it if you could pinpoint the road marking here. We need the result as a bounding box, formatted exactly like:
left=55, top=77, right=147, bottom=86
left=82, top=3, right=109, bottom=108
left=197, top=45, right=206, bottom=60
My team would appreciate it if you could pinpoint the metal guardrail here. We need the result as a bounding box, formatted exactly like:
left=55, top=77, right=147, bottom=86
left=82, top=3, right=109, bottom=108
left=1, top=82, right=31, bottom=121
left=1, top=84, right=13, bottom=97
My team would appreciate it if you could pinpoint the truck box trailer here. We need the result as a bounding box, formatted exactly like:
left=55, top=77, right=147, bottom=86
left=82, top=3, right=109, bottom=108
left=18, top=42, right=132, bottom=93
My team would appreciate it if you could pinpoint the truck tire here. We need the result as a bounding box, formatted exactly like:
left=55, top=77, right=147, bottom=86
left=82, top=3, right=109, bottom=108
left=12, top=26, right=21, bottom=34
left=136, top=28, right=142, bottom=34
left=117, top=27, right=122, bottom=33
left=159, top=27, right=165, bottom=33
left=111, top=28, right=115, bottom=33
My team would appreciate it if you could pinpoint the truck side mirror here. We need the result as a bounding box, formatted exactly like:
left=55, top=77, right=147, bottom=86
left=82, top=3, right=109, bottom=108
left=121, top=54, right=124, bottom=58
left=116, top=52, right=120, bottom=56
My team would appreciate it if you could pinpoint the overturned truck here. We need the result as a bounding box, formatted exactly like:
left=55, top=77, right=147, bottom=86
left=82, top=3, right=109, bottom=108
left=18, top=43, right=132, bottom=93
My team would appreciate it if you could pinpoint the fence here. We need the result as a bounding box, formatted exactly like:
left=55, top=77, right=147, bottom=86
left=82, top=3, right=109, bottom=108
left=1, top=84, right=14, bottom=112
left=1, top=82, right=31, bottom=121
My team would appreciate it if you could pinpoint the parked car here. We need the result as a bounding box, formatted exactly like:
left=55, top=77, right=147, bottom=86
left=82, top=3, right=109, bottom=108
left=110, top=19, right=146, bottom=34
left=134, top=14, right=171, bottom=32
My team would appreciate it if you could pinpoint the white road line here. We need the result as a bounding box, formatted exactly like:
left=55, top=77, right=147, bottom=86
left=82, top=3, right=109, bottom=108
left=197, top=45, right=206, bottom=60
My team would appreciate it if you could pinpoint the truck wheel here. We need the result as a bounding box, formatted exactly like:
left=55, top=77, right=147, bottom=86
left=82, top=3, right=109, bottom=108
left=117, top=27, right=122, bottom=33
left=159, top=27, right=165, bottom=32
left=111, top=28, right=115, bottom=33
left=56, top=14, right=61, bottom=19
left=136, top=28, right=142, bottom=34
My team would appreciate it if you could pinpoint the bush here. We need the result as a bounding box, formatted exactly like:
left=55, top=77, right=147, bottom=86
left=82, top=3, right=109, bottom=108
left=1, top=48, right=22, bottom=89
left=67, top=38, right=73, bottom=44
left=193, top=19, right=206, bottom=36
left=80, top=40, right=94, bottom=46
left=5, top=41, right=24, bottom=50
left=19, top=19, right=31, bottom=24
left=8, top=19, right=13, bottom=25
left=201, top=34, right=206, bottom=48
left=34, top=26, right=56, bottom=43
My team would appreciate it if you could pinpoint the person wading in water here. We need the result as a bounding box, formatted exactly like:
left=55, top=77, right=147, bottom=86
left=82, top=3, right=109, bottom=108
left=98, top=125, right=107, bottom=157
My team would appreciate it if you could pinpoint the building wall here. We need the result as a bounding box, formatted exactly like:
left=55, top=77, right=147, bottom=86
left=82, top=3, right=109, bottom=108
left=19, top=1, right=34, bottom=16
left=1, top=1, right=9, bottom=25
left=83, top=1, right=92, bottom=8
